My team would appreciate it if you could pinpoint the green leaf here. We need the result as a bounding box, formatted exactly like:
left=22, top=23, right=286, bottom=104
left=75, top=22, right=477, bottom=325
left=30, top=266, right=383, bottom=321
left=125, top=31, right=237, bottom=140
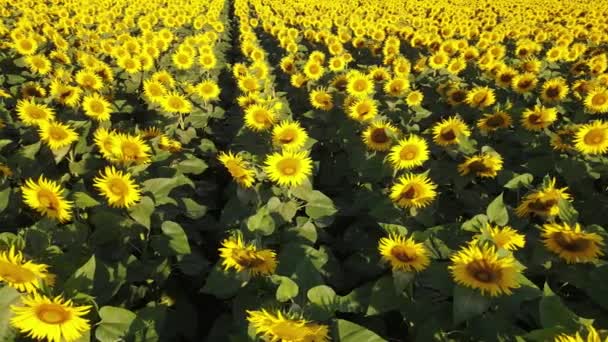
left=487, top=193, right=509, bottom=226
left=95, top=306, right=137, bottom=342
left=142, top=176, right=194, bottom=206
left=180, top=198, right=207, bottom=219
left=366, top=275, right=403, bottom=316
left=333, top=319, right=386, bottom=342
left=279, top=201, right=299, bottom=222
left=504, top=173, right=533, bottom=189
left=160, top=221, right=190, bottom=255
left=308, top=285, right=337, bottom=320
left=128, top=196, right=155, bottom=229
left=246, top=207, right=275, bottom=236
left=201, top=264, right=243, bottom=299
left=0, top=286, right=20, bottom=341
left=461, top=214, right=489, bottom=232
left=452, top=285, right=491, bottom=325
left=73, top=192, right=100, bottom=208
left=539, top=283, right=578, bottom=331
left=305, top=191, right=337, bottom=220
left=392, top=270, right=415, bottom=294
left=0, top=186, right=10, bottom=214
left=64, top=255, right=96, bottom=294
left=176, top=157, right=208, bottom=175
left=273, top=276, right=299, bottom=302
left=557, top=199, right=579, bottom=226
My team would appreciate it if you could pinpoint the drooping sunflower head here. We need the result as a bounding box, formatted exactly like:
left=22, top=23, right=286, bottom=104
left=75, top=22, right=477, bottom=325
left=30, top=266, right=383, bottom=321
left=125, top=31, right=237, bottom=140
left=521, top=105, right=558, bottom=131
left=573, top=120, right=608, bottom=155
left=389, top=173, right=438, bottom=209
left=432, top=116, right=472, bottom=146
left=449, top=243, right=524, bottom=296
left=465, top=86, right=496, bottom=108
left=272, top=120, right=309, bottom=151
left=264, top=151, right=313, bottom=187
left=541, top=223, right=604, bottom=264
left=21, top=176, right=73, bottom=223
left=476, top=111, right=512, bottom=133
left=378, top=233, right=431, bottom=272
left=219, top=235, right=277, bottom=276
left=361, top=120, right=400, bottom=152
left=218, top=151, right=256, bottom=188
left=457, top=152, right=503, bottom=178
left=515, top=178, right=570, bottom=218
left=38, top=121, right=79, bottom=151
left=93, top=166, right=141, bottom=208
left=388, top=135, right=429, bottom=170
left=244, top=104, right=276, bottom=131
left=10, top=293, right=91, bottom=342
left=247, top=309, right=330, bottom=342
left=473, top=225, right=526, bottom=251
left=348, top=97, right=378, bottom=122
left=555, top=324, right=602, bottom=342
left=0, top=246, right=49, bottom=293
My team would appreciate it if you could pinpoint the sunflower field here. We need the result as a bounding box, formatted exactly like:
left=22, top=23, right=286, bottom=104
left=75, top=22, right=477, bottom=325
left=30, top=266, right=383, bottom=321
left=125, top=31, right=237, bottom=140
left=1, top=0, right=608, bottom=341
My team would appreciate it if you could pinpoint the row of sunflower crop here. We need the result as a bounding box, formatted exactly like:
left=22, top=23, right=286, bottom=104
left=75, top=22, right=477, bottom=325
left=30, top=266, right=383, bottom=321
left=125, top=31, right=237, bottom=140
left=0, top=0, right=234, bottom=340
left=207, top=0, right=608, bottom=341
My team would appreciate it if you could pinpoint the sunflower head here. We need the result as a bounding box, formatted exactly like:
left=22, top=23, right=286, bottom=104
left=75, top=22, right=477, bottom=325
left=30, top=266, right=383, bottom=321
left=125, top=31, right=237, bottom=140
left=219, top=235, right=277, bottom=276
left=457, top=153, right=503, bottom=178
left=473, top=225, right=526, bottom=251
left=574, top=120, right=608, bottom=155
left=516, top=178, right=570, bottom=218
left=93, top=166, right=141, bottom=208
left=348, top=97, right=378, bottom=122
left=272, top=121, right=309, bottom=151
left=245, top=104, right=276, bottom=131
left=541, top=223, right=604, bottom=264
left=264, top=151, right=313, bottom=187
left=218, top=151, right=256, bottom=188
left=247, top=309, right=330, bottom=342
left=21, top=176, right=72, bottom=223
left=388, top=135, right=429, bottom=170
left=521, top=105, right=557, bottom=131
left=477, top=111, right=512, bottom=133
left=0, top=246, right=50, bottom=293
left=362, top=120, right=400, bottom=152
left=389, top=173, right=438, bottom=209
left=432, top=116, right=471, bottom=146
left=465, top=86, right=496, bottom=108
left=378, top=233, right=431, bottom=272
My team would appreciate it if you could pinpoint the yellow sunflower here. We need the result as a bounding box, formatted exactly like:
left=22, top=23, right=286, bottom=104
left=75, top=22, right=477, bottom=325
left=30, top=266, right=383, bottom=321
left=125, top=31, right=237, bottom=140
left=49, top=81, right=81, bottom=108
left=555, top=324, right=602, bottom=342
left=143, top=79, right=167, bottom=103
left=361, top=120, right=399, bottom=152
left=16, top=99, right=55, bottom=126
left=0, top=246, right=49, bottom=293
left=432, top=116, right=471, bottom=146
left=112, top=134, right=152, bottom=165
left=574, top=120, right=608, bottom=155
left=515, top=178, right=571, bottom=218
left=219, top=235, right=277, bottom=276
left=541, top=223, right=604, bottom=264
left=457, top=153, right=503, bottom=178
left=477, top=111, right=512, bottom=133
left=449, top=244, right=524, bottom=297
left=93, top=166, right=141, bottom=208
left=10, top=293, right=91, bottom=342
left=160, top=92, right=193, bottom=114
left=511, top=73, right=538, bottom=94
left=465, top=86, right=496, bottom=109
left=264, top=151, right=313, bottom=187
left=541, top=78, right=569, bottom=103
left=218, top=151, right=256, bottom=188
left=348, top=97, right=378, bottom=122
left=82, top=93, right=112, bottom=121
left=309, top=88, right=334, bottom=111
left=346, top=72, right=374, bottom=98
left=406, top=90, right=424, bottom=107
left=521, top=105, right=557, bottom=131
left=244, top=104, right=276, bottom=131
left=378, top=233, right=431, bottom=272
left=94, top=128, right=118, bottom=162
left=13, top=37, right=38, bottom=55
left=196, top=80, right=221, bottom=102
left=247, top=309, right=329, bottom=342
left=75, top=70, right=103, bottom=91
left=389, top=173, right=438, bottom=209
left=584, top=87, right=608, bottom=113
left=38, top=121, right=79, bottom=151
left=472, top=225, right=526, bottom=251
left=272, top=121, right=309, bottom=151
left=21, top=176, right=72, bottom=223
left=25, top=54, right=52, bottom=75
left=388, top=135, right=429, bottom=170
left=384, top=77, right=410, bottom=97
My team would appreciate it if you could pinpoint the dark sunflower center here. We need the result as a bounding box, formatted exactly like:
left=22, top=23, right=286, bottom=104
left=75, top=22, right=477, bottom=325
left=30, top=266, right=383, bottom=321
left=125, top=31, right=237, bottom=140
left=466, top=260, right=501, bottom=283
left=451, top=91, right=466, bottom=102
left=553, top=232, right=592, bottom=252
left=371, top=128, right=389, bottom=143
left=467, top=160, right=490, bottom=173
left=440, top=128, right=456, bottom=141
left=546, top=86, right=560, bottom=98
left=527, top=198, right=557, bottom=212
left=486, top=114, right=505, bottom=127
left=390, top=246, right=415, bottom=262
left=500, top=74, right=514, bottom=83
left=528, top=114, right=542, bottom=124
left=400, top=185, right=417, bottom=200
left=519, top=79, right=533, bottom=88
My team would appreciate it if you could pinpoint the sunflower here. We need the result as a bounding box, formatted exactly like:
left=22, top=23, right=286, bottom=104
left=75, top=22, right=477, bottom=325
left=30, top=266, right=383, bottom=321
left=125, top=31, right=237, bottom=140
left=378, top=233, right=431, bottom=272
left=515, top=178, right=570, bottom=218
left=94, top=128, right=118, bottom=161
left=361, top=120, right=399, bottom=152
left=264, top=151, right=313, bottom=187
left=25, top=54, right=52, bottom=75
left=406, top=90, right=424, bottom=107
left=574, top=120, right=608, bottom=155
left=348, top=97, right=378, bottom=122
left=473, top=225, right=526, bottom=251
left=495, top=68, right=518, bottom=88
left=541, top=78, right=569, bottom=103
left=143, top=79, right=167, bottom=103
left=16, top=99, right=55, bottom=126
left=93, top=166, right=141, bottom=208
left=477, top=111, right=512, bottom=133
left=511, top=73, right=538, bottom=94
left=328, top=55, right=346, bottom=72
left=117, top=55, right=142, bottom=74
left=152, top=70, right=175, bottom=88
left=195, top=80, right=221, bottom=102
left=384, top=78, right=410, bottom=97
left=428, top=51, right=449, bottom=69
left=290, top=73, right=307, bottom=88
left=13, top=37, right=38, bottom=55
left=449, top=244, right=524, bottom=296
left=112, top=134, right=151, bottom=165
left=10, top=293, right=91, bottom=342
left=555, top=325, right=602, bottom=342
left=38, top=121, right=79, bottom=150
left=244, top=104, right=276, bottom=131
left=172, top=51, right=194, bottom=70
left=21, top=176, right=72, bottom=223
left=432, top=116, right=471, bottom=146
left=584, top=87, right=608, bottom=113
left=219, top=235, right=277, bottom=276
left=49, top=81, right=81, bottom=108
left=446, top=88, right=468, bottom=106
left=199, top=53, right=217, bottom=70
left=303, top=60, right=324, bottom=81
left=0, top=246, right=49, bottom=293
left=247, top=309, right=329, bottom=342
left=158, top=136, right=182, bottom=153
left=309, top=88, right=334, bottom=111
left=160, top=92, right=193, bottom=114
left=465, top=86, right=496, bottom=109
left=272, top=121, right=309, bottom=151
left=238, top=75, right=261, bottom=93
left=447, top=58, right=467, bottom=75
left=218, top=151, right=256, bottom=188
left=388, top=135, right=429, bottom=170
left=521, top=105, right=557, bottom=131
left=457, top=153, right=503, bottom=178
left=389, top=173, right=437, bottom=209
left=541, top=223, right=604, bottom=264
left=75, top=70, right=103, bottom=91
left=346, top=72, right=374, bottom=98
left=82, top=93, right=112, bottom=121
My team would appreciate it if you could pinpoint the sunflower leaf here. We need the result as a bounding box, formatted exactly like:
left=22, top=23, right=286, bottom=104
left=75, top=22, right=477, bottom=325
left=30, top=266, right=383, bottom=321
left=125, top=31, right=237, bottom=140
left=333, top=319, right=385, bottom=342
left=487, top=193, right=509, bottom=226
left=453, top=285, right=491, bottom=325
left=539, top=283, right=579, bottom=331
left=0, top=286, right=20, bottom=341
left=96, top=306, right=137, bottom=342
